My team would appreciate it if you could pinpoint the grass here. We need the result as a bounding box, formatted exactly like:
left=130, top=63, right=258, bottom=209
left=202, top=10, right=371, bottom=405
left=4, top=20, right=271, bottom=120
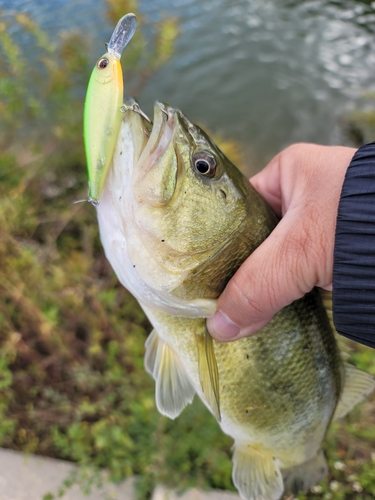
left=1, top=2, right=375, bottom=499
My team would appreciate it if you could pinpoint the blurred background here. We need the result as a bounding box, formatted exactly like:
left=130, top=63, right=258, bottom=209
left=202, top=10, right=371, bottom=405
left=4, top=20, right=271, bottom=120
left=1, top=0, right=375, bottom=498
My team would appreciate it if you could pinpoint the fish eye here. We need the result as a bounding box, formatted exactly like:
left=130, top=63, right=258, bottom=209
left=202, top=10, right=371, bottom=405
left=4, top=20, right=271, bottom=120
left=193, top=152, right=217, bottom=178
left=97, top=58, right=109, bottom=69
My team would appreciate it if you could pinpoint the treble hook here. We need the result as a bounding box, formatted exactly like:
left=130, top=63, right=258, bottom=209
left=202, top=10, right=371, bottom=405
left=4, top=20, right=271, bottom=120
left=121, top=101, right=153, bottom=125
left=73, top=184, right=100, bottom=207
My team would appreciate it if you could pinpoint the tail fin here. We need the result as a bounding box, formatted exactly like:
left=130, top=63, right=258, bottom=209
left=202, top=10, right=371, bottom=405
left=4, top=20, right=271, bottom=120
left=282, top=450, right=328, bottom=496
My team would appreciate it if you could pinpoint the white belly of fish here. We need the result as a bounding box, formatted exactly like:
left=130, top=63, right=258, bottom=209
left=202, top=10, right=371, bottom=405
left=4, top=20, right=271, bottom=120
left=96, top=120, right=217, bottom=319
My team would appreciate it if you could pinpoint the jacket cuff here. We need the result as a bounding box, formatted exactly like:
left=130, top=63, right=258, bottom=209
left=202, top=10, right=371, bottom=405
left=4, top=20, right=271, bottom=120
left=333, top=142, right=375, bottom=348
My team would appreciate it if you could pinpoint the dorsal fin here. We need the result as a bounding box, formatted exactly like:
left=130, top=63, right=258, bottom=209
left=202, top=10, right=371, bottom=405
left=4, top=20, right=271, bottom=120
left=333, top=362, right=375, bottom=421
left=196, top=330, right=221, bottom=421
left=144, top=329, right=195, bottom=419
left=282, top=450, right=328, bottom=496
left=318, top=288, right=351, bottom=359
left=318, top=289, right=375, bottom=419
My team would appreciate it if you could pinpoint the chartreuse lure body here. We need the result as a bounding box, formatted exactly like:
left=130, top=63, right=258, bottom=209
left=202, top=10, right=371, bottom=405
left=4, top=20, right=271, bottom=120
left=84, top=13, right=137, bottom=205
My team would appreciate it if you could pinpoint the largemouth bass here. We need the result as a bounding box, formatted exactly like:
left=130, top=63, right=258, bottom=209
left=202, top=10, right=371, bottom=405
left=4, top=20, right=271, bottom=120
left=95, top=100, right=374, bottom=500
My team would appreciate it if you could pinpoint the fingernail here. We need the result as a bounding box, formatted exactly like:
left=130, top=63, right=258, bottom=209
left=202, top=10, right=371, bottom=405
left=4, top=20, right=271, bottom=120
left=207, top=310, right=240, bottom=340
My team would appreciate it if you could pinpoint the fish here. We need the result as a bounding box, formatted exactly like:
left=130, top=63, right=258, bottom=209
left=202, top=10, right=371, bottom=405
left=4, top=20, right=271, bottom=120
left=95, top=100, right=375, bottom=500
left=83, top=13, right=137, bottom=205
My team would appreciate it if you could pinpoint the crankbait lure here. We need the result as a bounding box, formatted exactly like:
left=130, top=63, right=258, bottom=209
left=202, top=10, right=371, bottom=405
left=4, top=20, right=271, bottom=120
left=84, top=13, right=137, bottom=205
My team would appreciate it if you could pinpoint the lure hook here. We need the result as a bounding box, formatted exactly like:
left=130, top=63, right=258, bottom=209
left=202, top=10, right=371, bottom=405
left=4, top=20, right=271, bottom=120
left=121, top=101, right=153, bottom=125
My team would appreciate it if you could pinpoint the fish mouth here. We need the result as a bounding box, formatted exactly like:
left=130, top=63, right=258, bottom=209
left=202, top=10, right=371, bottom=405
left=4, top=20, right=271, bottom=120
left=119, top=100, right=181, bottom=206
left=125, top=99, right=177, bottom=161
left=126, top=99, right=203, bottom=167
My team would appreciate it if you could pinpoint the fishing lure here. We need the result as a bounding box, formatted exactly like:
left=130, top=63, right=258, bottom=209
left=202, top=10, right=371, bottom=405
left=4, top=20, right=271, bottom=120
left=84, top=13, right=137, bottom=205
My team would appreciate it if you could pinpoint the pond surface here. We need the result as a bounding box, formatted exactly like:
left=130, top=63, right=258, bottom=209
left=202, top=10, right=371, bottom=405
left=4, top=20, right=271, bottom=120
left=2, top=0, right=375, bottom=170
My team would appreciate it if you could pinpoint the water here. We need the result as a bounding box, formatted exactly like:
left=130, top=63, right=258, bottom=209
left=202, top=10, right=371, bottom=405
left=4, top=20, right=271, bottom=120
left=2, top=0, right=375, bottom=170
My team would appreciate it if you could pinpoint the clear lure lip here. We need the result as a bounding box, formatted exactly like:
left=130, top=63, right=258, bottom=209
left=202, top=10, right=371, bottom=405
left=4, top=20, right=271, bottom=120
left=107, top=13, right=137, bottom=59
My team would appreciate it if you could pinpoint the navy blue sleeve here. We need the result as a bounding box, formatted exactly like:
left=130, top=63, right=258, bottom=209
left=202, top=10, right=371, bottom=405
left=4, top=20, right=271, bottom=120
left=333, top=142, right=375, bottom=349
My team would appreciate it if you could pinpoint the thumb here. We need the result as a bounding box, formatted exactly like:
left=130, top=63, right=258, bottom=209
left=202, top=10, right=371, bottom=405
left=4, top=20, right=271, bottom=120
left=207, top=209, right=322, bottom=341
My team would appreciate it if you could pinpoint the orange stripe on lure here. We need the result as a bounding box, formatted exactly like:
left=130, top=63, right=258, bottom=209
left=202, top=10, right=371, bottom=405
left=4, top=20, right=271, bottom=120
left=84, top=13, right=137, bottom=206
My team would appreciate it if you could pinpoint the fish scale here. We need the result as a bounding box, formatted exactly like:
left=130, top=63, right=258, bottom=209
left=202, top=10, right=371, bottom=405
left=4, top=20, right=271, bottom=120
left=142, top=295, right=337, bottom=469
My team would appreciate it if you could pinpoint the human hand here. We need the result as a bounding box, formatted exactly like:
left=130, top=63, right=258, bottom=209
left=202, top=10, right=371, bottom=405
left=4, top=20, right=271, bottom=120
left=207, top=143, right=356, bottom=341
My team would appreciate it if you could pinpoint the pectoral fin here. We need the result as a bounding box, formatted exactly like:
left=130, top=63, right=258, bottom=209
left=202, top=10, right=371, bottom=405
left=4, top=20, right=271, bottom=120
left=333, top=362, right=375, bottom=421
left=196, top=331, right=221, bottom=421
left=232, top=444, right=283, bottom=500
left=144, top=329, right=195, bottom=419
left=187, top=298, right=217, bottom=317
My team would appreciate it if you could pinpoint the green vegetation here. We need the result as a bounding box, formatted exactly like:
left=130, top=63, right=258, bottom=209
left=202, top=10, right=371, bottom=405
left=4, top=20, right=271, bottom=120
left=343, top=93, right=375, bottom=148
left=1, top=2, right=375, bottom=499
